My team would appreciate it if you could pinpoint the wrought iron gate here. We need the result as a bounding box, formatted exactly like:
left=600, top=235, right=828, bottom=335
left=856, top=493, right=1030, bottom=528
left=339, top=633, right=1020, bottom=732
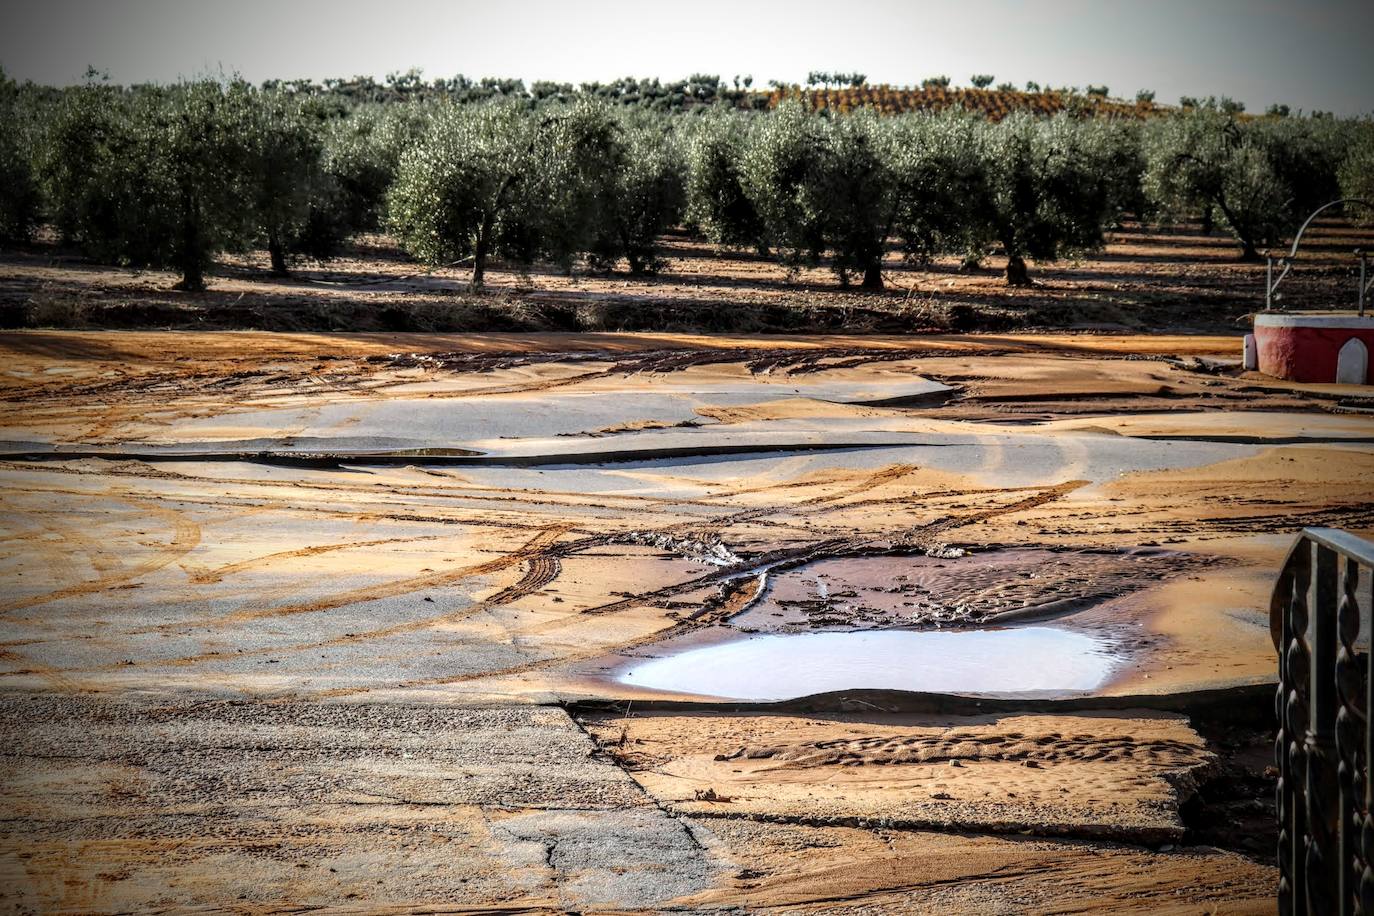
left=1273, top=527, right=1374, bottom=914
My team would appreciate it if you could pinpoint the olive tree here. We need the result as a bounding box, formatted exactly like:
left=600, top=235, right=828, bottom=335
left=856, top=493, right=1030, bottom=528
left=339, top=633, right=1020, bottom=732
left=1082, top=118, right=1149, bottom=224
left=40, top=80, right=255, bottom=290
left=388, top=99, right=624, bottom=287
left=527, top=100, right=623, bottom=272
left=740, top=102, right=826, bottom=272
left=591, top=122, right=685, bottom=274
left=811, top=111, right=894, bottom=288
left=387, top=101, right=540, bottom=288
left=0, top=69, right=41, bottom=246
left=237, top=90, right=344, bottom=274
left=1254, top=115, right=1351, bottom=221
left=1144, top=108, right=1287, bottom=261
left=322, top=104, right=421, bottom=233
left=973, top=113, right=1113, bottom=285
left=684, top=112, right=765, bottom=254
left=39, top=83, right=133, bottom=250
left=1339, top=123, right=1374, bottom=224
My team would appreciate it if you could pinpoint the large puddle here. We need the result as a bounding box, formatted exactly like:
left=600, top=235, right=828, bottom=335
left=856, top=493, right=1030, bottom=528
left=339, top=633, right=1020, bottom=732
left=617, top=626, right=1119, bottom=701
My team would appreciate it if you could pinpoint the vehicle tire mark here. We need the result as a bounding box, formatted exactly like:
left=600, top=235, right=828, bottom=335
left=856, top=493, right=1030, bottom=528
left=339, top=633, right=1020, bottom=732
left=0, top=492, right=202, bottom=617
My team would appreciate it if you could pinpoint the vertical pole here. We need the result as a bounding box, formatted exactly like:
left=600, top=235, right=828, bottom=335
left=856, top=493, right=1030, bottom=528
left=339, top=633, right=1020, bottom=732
left=1268, top=257, right=1274, bottom=311
left=1278, top=563, right=1295, bottom=913
left=1335, top=552, right=1363, bottom=916
left=1365, top=572, right=1374, bottom=915
left=1290, top=543, right=1313, bottom=909
left=1308, top=544, right=1340, bottom=915
left=1360, top=252, right=1367, bottom=317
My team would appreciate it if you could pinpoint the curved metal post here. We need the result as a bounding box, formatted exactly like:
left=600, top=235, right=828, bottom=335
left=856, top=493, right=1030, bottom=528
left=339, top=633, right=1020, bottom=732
left=1266, top=199, right=1374, bottom=311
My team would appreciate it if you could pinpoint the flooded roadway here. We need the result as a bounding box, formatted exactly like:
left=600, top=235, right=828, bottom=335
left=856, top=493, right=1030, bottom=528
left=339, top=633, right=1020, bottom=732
left=1, top=331, right=1371, bottom=911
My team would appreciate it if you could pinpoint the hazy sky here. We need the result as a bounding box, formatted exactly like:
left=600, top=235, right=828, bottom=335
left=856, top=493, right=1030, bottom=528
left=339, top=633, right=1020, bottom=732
left=2, top=0, right=1371, bottom=114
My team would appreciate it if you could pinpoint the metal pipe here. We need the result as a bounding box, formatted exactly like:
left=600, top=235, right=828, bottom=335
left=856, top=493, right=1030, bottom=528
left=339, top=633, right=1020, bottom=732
left=1361, top=252, right=1367, bottom=317
left=1265, top=198, right=1373, bottom=311
left=1268, top=256, right=1275, bottom=311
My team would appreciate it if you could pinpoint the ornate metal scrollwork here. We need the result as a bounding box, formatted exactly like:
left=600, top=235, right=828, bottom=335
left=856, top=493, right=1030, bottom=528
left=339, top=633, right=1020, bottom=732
left=1273, top=529, right=1374, bottom=916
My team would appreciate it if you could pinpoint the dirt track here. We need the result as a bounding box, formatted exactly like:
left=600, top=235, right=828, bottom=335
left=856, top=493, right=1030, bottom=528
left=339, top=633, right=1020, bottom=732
left=5, top=218, right=1374, bottom=335
left=2, top=329, right=1372, bottom=911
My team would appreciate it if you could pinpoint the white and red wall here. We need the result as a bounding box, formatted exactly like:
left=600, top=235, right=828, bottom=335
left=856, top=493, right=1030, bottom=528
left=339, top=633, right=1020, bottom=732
left=1253, top=313, right=1373, bottom=385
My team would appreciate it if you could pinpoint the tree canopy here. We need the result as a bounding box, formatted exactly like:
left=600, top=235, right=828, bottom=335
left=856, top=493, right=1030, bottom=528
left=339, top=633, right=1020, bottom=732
left=4, top=71, right=1369, bottom=292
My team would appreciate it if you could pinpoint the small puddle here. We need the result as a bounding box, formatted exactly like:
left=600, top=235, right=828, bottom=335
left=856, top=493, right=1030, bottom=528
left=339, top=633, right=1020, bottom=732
left=616, top=626, right=1119, bottom=701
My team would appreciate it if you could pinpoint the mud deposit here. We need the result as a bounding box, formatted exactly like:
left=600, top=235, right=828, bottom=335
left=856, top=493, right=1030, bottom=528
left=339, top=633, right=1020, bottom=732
left=731, top=547, right=1215, bottom=630
left=2, top=330, right=1372, bottom=912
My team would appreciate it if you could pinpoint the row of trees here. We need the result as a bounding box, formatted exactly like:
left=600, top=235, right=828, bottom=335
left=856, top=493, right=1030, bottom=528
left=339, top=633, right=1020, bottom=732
left=1, top=72, right=1371, bottom=292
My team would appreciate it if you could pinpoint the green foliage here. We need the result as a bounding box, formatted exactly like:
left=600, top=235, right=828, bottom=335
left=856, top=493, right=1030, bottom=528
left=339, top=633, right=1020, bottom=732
left=386, top=101, right=541, bottom=285
left=972, top=113, right=1113, bottom=284
left=970, top=75, right=995, bottom=89
left=1135, top=89, right=1156, bottom=104
left=236, top=90, right=342, bottom=272
left=387, top=99, right=627, bottom=286
left=1339, top=124, right=1374, bottom=225
left=810, top=111, right=895, bottom=287
left=527, top=100, right=624, bottom=271
left=922, top=75, right=951, bottom=89
left=807, top=72, right=866, bottom=89
left=683, top=113, right=765, bottom=252
left=1086, top=85, right=1110, bottom=98
left=1252, top=115, right=1349, bottom=217
left=1082, top=118, right=1150, bottom=223
left=883, top=111, right=988, bottom=265
left=0, top=69, right=41, bottom=245
left=39, top=79, right=257, bottom=289
left=322, top=105, right=422, bottom=234
left=1144, top=108, right=1340, bottom=258
left=591, top=123, right=685, bottom=275
left=8, top=68, right=1368, bottom=295
left=740, top=102, right=826, bottom=269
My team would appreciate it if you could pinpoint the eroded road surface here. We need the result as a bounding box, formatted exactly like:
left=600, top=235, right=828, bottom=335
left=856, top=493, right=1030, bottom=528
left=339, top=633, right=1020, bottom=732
left=2, top=330, right=1372, bottom=912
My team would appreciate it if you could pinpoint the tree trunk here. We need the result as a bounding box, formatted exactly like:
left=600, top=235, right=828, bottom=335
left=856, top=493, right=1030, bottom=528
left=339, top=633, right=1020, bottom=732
left=470, top=210, right=498, bottom=290
left=1200, top=205, right=1214, bottom=236
left=1239, top=238, right=1261, bottom=262
left=1005, top=254, right=1032, bottom=287
left=175, top=260, right=205, bottom=292
left=861, top=260, right=883, bottom=290
left=472, top=220, right=491, bottom=290
left=172, top=187, right=206, bottom=291
left=471, top=244, right=487, bottom=289
left=268, top=233, right=288, bottom=276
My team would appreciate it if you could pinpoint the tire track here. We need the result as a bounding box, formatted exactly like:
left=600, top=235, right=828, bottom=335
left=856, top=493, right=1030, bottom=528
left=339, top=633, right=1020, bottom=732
left=184, top=533, right=452, bottom=585
left=166, top=522, right=574, bottom=630
left=0, top=492, right=202, bottom=617
left=41, top=525, right=578, bottom=676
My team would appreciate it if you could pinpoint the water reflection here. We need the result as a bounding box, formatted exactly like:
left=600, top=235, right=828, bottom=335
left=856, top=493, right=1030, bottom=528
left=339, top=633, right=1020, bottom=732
left=618, top=626, right=1118, bottom=700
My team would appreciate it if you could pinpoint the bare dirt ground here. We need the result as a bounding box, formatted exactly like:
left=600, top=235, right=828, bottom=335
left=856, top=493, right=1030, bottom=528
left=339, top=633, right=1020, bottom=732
left=3, top=218, right=1373, bottom=334
left=1, top=329, right=1372, bottom=912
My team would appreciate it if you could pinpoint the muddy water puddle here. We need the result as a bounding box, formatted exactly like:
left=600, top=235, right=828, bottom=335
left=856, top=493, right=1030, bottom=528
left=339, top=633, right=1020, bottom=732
left=617, top=626, right=1119, bottom=700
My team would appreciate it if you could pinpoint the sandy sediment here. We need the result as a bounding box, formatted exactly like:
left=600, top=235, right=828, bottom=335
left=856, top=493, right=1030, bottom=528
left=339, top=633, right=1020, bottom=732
left=1, top=329, right=1370, bottom=910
